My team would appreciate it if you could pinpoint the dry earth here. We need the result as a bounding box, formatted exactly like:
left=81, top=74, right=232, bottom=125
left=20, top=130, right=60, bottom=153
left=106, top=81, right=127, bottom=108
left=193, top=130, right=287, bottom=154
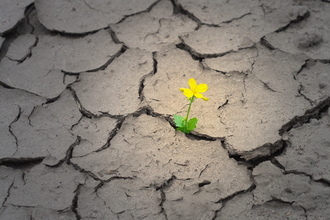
left=1, top=0, right=330, bottom=219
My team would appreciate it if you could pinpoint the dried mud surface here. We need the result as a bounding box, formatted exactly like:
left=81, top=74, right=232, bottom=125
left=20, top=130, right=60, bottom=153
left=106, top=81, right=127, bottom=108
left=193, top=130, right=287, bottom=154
left=1, top=0, right=330, bottom=219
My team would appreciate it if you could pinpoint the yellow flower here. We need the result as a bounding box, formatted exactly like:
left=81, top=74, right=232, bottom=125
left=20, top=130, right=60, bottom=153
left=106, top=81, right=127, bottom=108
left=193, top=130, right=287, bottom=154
left=180, top=78, right=209, bottom=101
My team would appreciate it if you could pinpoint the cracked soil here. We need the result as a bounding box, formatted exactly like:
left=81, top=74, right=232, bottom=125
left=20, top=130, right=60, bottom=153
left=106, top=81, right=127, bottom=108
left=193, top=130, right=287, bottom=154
left=1, top=0, right=330, bottom=219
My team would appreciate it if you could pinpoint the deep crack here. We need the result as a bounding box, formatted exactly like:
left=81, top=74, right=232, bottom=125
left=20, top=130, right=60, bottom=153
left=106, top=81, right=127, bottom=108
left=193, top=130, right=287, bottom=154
left=0, top=82, right=15, bottom=89
left=152, top=51, right=158, bottom=75
left=279, top=97, right=330, bottom=135
left=155, top=175, right=176, bottom=191
left=72, top=183, right=83, bottom=220
left=198, top=180, right=211, bottom=187
left=25, top=5, right=36, bottom=34
left=68, top=86, right=96, bottom=118
left=275, top=10, right=310, bottom=33
left=108, top=26, right=123, bottom=44
left=176, top=40, right=228, bottom=60
left=95, top=116, right=126, bottom=152
left=170, top=0, right=202, bottom=26
left=144, top=106, right=217, bottom=141
left=63, top=136, right=81, bottom=166
left=0, top=158, right=43, bottom=169
left=224, top=139, right=286, bottom=162
left=138, top=52, right=158, bottom=105
left=260, top=37, right=276, bottom=50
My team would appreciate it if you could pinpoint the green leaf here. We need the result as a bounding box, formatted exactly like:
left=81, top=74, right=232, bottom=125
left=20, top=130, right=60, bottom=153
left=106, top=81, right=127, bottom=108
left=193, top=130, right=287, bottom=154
left=187, top=117, right=198, bottom=132
left=176, top=127, right=186, bottom=133
left=174, top=115, right=198, bottom=134
left=173, top=115, right=184, bottom=127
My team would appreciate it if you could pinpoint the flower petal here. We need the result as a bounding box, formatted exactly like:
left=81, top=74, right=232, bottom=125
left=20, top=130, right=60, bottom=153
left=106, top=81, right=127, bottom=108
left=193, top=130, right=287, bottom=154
left=194, top=93, right=209, bottom=100
left=182, top=88, right=194, bottom=98
left=188, top=78, right=197, bottom=90
left=195, top=83, right=208, bottom=93
left=194, top=93, right=203, bottom=98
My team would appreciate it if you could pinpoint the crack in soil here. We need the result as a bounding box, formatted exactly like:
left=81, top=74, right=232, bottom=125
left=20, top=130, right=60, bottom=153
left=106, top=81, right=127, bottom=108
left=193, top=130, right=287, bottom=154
left=68, top=86, right=96, bottom=118
left=213, top=184, right=256, bottom=219
left=159, top=190, right=169, bottom=220
left=216, top=93, right=330, bottom=171
left=0, top=158, right=43, bottom=171
left=177, top=39, right=258, bottom=61
left=260, top=37, right=276, bottom=50
left=138, top=52, right=158, bottom=102
left=0, top=157, right=44, bottom=167
left=0, top=9, right=33, bottom=60
left=69, top=160, right=103, bottom=182
left=108, top=26, right=122, bottom=44
left=295, top=59, right=315, bottom=77
left=5, top=36, right=38, bottom=63
left=217, top=99, right=229, bottom=110
left=152, top=51, right=158, bottom=75
left=275, top=10, right=310, bottom=33
left=176, top=40, right=228, bottom=60
left=170, top=0, right=202, bottom=26
left=0, top=83, right=48, bottom=105
left=260, top=10, right=310, bottom=51
left=222, top=12, right=252, bottom=24
left=61, top=44, right=126, bottom=75
left=82, top=0, right=104, bottom=13
left=198, top=180, right=211, bottom=187
left=62, top=136, right=81, bottom=166
left=298, top=83, right=315, bottom=105
left=279, top=96, right=330, bottom=135
left=2, top=180, right=14, bottom=207
left=95, top=116, right=126, bottom=152
left=314, top=178, right=330, bottom=187
left=223, top=137, right=286, bottom=161
left=154, top=175, right=176, bottom=220
left=144, top=104, right=225, bottom=141
left=0, top=81, right=16, bottom=89
left=198, top=164, right=209, bottom=178
left=273, top=156, right=330, bottom=186
left=72, top=183, right=83, bottom=220
left=25, top=5, right=36, bottom=35
left=115, top=0, right=162, bottom=25
left=8, top=105, right=21, bottom=156
left=171, top=0, right=252, bottom=27
left=1, top=2, right=329, bottom=219
left=260, top=79, right=277, bottom=92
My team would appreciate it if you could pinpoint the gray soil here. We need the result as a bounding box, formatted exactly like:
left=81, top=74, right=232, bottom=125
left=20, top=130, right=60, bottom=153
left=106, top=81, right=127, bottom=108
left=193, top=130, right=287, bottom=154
left=1, top=0, right=330, bottom=219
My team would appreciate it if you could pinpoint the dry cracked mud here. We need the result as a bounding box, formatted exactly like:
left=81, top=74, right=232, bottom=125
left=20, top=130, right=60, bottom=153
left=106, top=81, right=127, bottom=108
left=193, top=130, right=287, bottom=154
left=1, top=0, right=330, bottom=219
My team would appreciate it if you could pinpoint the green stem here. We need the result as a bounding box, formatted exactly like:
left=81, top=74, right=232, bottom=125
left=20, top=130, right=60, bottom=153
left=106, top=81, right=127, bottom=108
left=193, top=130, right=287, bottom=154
left=183, top=96, right=195, bottom=133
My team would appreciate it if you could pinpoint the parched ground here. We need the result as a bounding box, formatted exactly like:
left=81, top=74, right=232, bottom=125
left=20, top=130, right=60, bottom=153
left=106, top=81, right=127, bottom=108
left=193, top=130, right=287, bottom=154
left=1, top=0, right=330, bottom=219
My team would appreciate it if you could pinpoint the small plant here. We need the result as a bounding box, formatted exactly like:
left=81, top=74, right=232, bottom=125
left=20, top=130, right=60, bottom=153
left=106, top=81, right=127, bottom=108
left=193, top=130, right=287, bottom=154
left=174, top=78, right=209, bottom=133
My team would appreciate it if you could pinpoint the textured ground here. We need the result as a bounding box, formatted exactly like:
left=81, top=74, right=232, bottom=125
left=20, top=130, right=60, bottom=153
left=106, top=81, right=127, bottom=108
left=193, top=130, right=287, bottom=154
left=1, top=0, right=330, bottom=219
